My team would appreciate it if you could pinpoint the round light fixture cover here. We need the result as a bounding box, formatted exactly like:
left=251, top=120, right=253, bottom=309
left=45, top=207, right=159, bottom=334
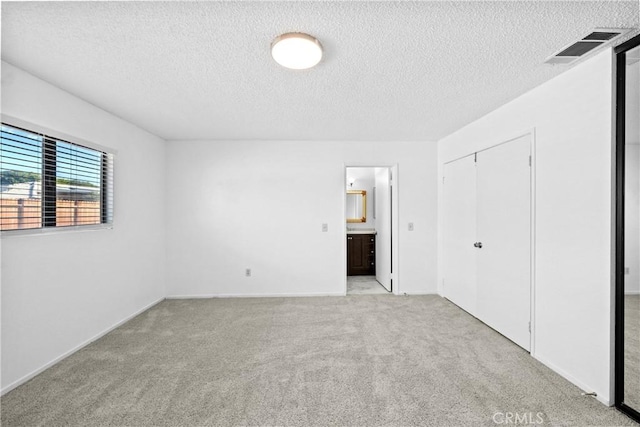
left=271, top=33, right=323, bottom=70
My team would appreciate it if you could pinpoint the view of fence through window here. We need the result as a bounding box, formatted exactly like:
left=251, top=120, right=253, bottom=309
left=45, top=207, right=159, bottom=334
left=55, top=140, right=102, bottom=226
left=0, top=124, right=104, bottom=231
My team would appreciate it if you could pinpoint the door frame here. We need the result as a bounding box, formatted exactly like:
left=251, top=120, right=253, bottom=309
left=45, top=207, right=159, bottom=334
left=614, top=33, right=640, bottom=423
left=343, top=164, right=399, bottom=295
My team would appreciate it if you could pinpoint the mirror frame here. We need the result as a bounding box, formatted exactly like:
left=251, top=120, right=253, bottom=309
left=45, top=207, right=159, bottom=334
left=346, top=190, right=367, bottom=223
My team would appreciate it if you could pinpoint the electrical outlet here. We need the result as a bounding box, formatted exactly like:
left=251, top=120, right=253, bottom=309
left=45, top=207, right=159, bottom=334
left=322, top=223, right=328, bottom=232
left=245, top=268, right=251, bottom=277
left=408, top=222, right=414, bottom=231
left=625, top=267, right=630, bottom=275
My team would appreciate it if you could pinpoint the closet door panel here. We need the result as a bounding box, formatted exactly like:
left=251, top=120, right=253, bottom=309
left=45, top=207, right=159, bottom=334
left=443, top=155, right=477, bottom=315
left=476, top=135, right=531, bottom=350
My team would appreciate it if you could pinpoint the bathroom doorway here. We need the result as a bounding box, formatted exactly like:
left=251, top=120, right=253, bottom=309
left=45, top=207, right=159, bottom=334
left=345, top=166, right=394, bottom=295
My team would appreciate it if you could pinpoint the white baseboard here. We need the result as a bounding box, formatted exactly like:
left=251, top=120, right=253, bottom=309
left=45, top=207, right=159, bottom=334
left=1, top=297, right=165, bottom=396
left=167, top=292, right=442, bottom=299
left=166, top=292, right=345, bottom=299
left=532, top=353, right=611, bottom=406
left=625, top=291, right=640, bottom=295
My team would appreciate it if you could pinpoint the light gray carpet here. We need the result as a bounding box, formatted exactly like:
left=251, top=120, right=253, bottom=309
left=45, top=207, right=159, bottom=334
left=625, top=294, right=640, bottom=410
left=347, top=276, right=390, bottom=295
left=1, top=295, right=637, bottom=426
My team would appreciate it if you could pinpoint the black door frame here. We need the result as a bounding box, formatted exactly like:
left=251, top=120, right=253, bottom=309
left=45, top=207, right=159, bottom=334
left=615, top=33, right=640, bottom=423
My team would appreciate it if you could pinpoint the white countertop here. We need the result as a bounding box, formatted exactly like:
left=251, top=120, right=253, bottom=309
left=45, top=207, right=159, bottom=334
left=346, top=229, right=377, bottom=235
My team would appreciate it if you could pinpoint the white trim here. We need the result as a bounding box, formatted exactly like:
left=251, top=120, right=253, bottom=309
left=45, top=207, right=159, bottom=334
left=624, top=291, right=640, bottom=295
left=437, top=155, right=444, bottom=297
left=343, top=166, right=349, bottom=294
left=0, top=297, right=164, bottom=396
left=391, top=164, right=399, bottom=296
left=166, top=292, right=345, bottom=299
left=533, top=353, right=612, bottom=406
left=1, top=223, right=113, bottom=239
left=529, top=129, right=537, bottom=357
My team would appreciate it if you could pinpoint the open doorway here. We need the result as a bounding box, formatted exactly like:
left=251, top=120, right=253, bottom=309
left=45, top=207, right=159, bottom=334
left=345, top=167, right=392, bottom=295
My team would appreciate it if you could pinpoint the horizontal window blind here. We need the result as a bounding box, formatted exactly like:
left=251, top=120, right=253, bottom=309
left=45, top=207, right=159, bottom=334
left=0, top=125, right=43, bottom=230
left=0, top=123, right=113, bottom=231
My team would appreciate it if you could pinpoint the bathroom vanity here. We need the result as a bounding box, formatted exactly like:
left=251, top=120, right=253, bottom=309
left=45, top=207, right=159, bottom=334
left=347, top=232, right=376, bottom=276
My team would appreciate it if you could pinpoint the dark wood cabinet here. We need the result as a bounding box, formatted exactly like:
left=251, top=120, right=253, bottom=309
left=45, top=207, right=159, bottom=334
left=347, top=234, right=376, bottom=276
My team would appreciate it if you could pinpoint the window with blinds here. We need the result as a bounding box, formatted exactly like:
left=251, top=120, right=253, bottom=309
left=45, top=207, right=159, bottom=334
left=0, top=123, right=113, bottom=231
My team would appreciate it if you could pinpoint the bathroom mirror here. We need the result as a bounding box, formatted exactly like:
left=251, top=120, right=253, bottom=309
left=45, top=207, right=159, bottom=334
left=346, top=190, right=366, bottom=223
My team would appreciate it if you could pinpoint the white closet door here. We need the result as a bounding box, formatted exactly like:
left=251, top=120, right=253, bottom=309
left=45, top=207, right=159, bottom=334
left=443, top=155, right=477, bottom=315
left=476, top=135, right=531, bottom=350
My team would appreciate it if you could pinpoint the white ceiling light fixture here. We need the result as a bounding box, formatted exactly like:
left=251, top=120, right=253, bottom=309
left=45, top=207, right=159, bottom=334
left=271, top=32, right=323, bottom=70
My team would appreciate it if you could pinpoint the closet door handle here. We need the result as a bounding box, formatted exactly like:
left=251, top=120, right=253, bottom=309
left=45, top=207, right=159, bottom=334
left=473, top=242, right=483, bottom=249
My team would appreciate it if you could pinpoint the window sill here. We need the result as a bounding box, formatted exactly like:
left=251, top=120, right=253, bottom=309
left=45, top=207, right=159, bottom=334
left=0, top=223, right=113, bottom=238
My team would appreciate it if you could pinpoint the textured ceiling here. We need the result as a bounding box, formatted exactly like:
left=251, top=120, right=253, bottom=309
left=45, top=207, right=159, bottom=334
left=1, top=1, right=639, bottom=141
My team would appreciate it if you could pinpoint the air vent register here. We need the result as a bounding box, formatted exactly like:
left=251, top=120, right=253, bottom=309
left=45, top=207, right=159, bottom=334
left=545, top=29, right=631, bottom=65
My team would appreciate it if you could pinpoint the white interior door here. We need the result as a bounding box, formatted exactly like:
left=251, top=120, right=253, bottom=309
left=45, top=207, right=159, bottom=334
left=375, top=168, right=392, bottom=291
left=476, top=135, right=531, bottom=350
left=443, top=155, right=477, bottom=315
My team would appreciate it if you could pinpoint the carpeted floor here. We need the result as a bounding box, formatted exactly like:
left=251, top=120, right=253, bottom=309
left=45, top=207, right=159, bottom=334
left=1, top=295, right=638, bottom=426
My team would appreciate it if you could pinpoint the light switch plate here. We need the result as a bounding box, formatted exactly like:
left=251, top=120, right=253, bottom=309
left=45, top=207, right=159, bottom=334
left=408, top=222, right=414, bottom=231
left=322, top=223, right=328, bottom=232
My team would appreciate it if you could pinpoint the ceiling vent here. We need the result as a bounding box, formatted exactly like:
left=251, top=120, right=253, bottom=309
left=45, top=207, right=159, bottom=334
left=545, top=29, right=630, bottom=65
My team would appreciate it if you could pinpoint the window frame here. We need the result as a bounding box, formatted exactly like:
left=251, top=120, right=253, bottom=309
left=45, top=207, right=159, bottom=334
left=0, top=116, right=115, bottom=236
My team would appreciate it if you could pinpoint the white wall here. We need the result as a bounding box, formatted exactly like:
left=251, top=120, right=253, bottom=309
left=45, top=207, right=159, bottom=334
left=165, top=140, right=437, bottom=297
left=438, top=49, right=615, bottom=404
left=0, top=62, right=167, bottom=392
